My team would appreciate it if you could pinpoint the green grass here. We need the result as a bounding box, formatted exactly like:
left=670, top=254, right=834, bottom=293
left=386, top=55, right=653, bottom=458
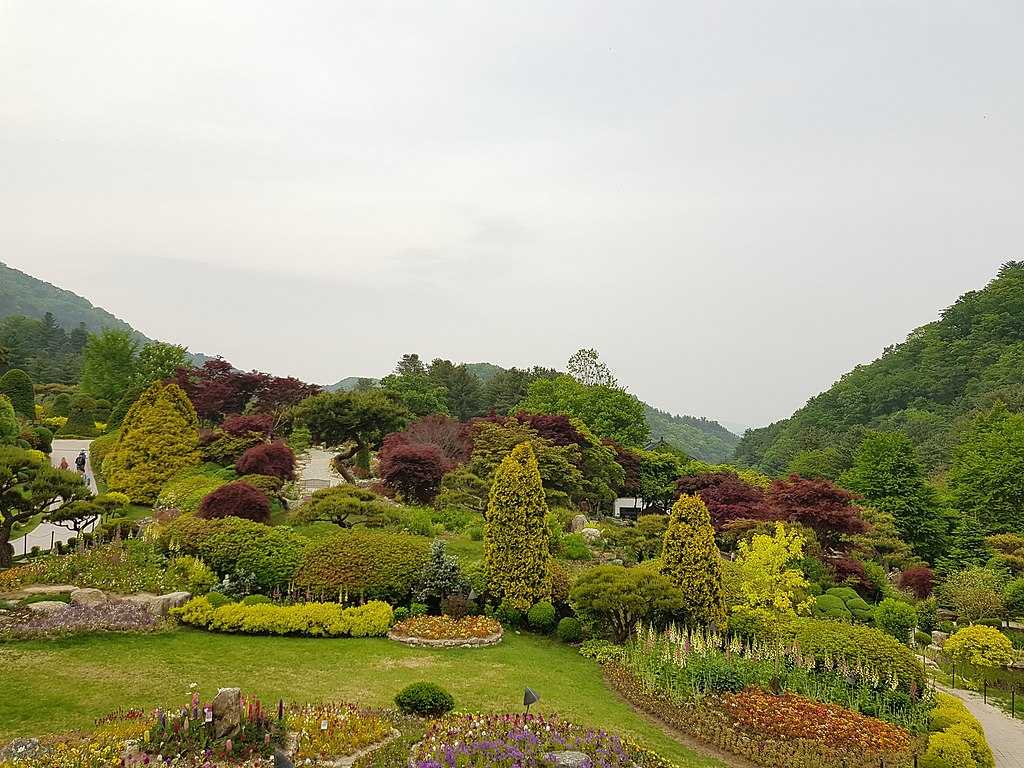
left=11, top=514, right=43, bottom=539
left=0, top=629, right=719, bottom=767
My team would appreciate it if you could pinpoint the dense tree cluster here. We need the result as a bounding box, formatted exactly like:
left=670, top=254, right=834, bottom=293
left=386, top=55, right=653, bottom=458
left=0, top=313, right=88, bottom=384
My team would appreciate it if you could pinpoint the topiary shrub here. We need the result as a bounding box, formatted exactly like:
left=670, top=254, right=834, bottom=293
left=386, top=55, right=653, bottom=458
left=235, top=441, right=295, bottom=481
left=197, top=481, right=271, bottom=523
left=919, top=730, right=978, bottom=768
left=161, top=515, right=308, bottom=592
left=61, top=393, right=98, bottom=437
left=173, top=597, right=393, bottom=637
left=813, top=593, right=853, bottom=621
left=293, top=529, right=430, bottom=603
left=944, top=624, right=1016, bottom=668
left=0, top=369, right=34, bottom=419
left=206, top=591, right=233, bottom=608
left=557, top=616, right=583, bottom=643
left=662, top=493, right=725, bottom=627
left=783, top=617, right=927, bottom=693
left=875, top=597, right=918, bottom=643
left=241, top=594, right=272, bottom=605
left=484, top=442, right=552, bottom=611
left=50, top=392, right=72, bottom=418
left=104, top=383, right=201, bottom=503
left=393, top=682, right=455, bottom=717
left=527, top=600, right=557, bottom=633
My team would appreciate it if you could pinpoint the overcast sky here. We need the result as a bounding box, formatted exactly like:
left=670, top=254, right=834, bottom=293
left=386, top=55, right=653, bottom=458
left=1, top=2, right=1020, bottom=430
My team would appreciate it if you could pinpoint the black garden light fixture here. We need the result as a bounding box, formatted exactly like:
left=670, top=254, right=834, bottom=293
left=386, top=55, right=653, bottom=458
left=523, top=687, right=540, bottom=713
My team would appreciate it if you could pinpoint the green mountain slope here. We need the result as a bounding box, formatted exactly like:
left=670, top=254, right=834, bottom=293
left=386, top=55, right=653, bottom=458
left=1, top=262, right=144, bottom=339
left=735, top=261, right=1024, bottom=474
left=327, top=364, right=740, bottom=462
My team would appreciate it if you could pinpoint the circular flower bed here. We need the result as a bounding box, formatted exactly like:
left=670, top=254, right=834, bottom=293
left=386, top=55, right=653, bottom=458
left=411, top=713, right=674, bottom=768
left=388, top=615, right=502, bottom=648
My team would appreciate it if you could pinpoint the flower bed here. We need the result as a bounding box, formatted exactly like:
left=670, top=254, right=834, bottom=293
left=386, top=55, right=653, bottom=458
left=388, top=615, right=502, bottom=648
left=410, top=713, right=674, bottom=768
left=0, top=602, right=163, bottom=639
left=605, top=664, right=924, bottom=768
left=288, top=703, right=393, bottom=762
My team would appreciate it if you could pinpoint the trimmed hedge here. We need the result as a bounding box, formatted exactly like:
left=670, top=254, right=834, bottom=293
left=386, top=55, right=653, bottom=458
left=782, top=617, right=926, bottom=693
left=924, top=693, right=993, bottom=768
left=160, top=515, right=308, bottom=592
left=293, top=529, right=430, bottom=603
left=172, top=596, right=392, bottom=637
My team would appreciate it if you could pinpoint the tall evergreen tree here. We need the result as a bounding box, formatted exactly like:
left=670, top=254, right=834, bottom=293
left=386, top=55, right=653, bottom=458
left=484, top=442, right=552, bottom=610
left=103, top=382, right=200, bottom=503
left=662, top=493, right=726, bottom=627
left=842, top=431, right=948, bottom=562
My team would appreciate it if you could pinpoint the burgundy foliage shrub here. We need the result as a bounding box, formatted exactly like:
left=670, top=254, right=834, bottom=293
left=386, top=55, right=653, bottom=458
left=898, top=565, right=935, bottom=598
left=175, top=358, right=320, bottom=423
left=378, top=438, right=448, bottom=503
left=677, top=472, right=769, bottom=530
left=828, top=555, right=871, bottom=592
left=222, top=413, right=274, bottom=437
left=606, top=441, right=642, bottom=496
left=235, top=441, right=296, bottom=480
left=197, top=481, right=271, bottom=523
left=514, top=412, right=586, bottom=447
left=765, top=475, right=868, bottom=547
left=389, top=414, right=472, bottom=466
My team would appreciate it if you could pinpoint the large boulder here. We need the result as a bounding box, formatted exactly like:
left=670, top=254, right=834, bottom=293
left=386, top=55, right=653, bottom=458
left=579, top=527, right=602, bottom=543
left=27, top=600, right=68, bottom=614
left=0, top=738, right=40, bottom=762
left=124, top=591, right=192, bottom=617
left=570, top=514, right=588, bottom=533
left=212, top=687, right=242, bottom=739
left=70, top=588, right=112, bottom=608
left=931, top=630, right=949, bottom=646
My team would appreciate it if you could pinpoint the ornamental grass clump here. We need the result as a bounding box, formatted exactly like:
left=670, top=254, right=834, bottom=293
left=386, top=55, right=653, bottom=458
left=411, top=713, right=675, bottom=768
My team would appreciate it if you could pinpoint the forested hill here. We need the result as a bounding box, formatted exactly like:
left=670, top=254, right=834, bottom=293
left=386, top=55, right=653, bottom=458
left=328, top=363, right=740, bottom=462
left=0, top=262, right=144, bottom=338
left=735, top=261, right=1024, bottom=474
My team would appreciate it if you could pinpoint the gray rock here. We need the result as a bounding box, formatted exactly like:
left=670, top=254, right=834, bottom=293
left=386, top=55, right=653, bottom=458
left=931, top=630, right=949, bottom=646
left=212, top=687, right=242, bottom=739
left=26, top=600, right=68, bottom=614
left=544, top=751, right=591, bottom=768
left=579, top=527, right=602, bottom=543
left=0, top=738, right=40, bottom=761
left=70, top=587, right=112, bottom=608
left=570, top=514, right=588, bottom=533
left=125, top=591, right=191, bottom=617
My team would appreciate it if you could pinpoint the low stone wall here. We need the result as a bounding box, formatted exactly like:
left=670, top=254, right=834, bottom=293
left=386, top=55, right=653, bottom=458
left=387, top=629, right=502, bottom=649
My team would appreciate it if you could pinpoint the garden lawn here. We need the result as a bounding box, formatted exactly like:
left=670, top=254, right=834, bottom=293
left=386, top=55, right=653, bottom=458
left=0, top=629, right=718, bottom=767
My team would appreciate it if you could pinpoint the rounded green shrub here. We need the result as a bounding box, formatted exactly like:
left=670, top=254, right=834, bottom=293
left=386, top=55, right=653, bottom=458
left=292, top=529, right=430, bottom=603
left=875, top=597, right=918, bottom=642
left=156, top=465, right=234, bottom=513
left=0, top=369, right=34, bottom=419
left=206, top=591, right=233, bottom=608
left=61, top=393, right=98, bottom=437
left=946, top=723, right=994, bottom=768
left=557, top=616, right=583, bottom=643
left=527, top=600, right=557, bottom=633
left=242, top=594, right=272, bottom=605
left=495, top=598, right=525, bottom=627
left=827, top=586, right=861, bottom=602
left=51, top=392, right=72, bottom=418
left=944, top=625, right=1016, bottom=668
left=813, top=593, right=852, bottom=621
left=393, top=682, right=455, bottom=717
left=920, top=730, right=978, bottom=768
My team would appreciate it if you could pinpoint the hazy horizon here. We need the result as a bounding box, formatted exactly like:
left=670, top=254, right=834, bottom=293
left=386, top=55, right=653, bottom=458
left=2, top=2, right=1020, bottom=427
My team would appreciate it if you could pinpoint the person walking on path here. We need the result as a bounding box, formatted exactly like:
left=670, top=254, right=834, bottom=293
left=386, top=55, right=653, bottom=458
left=59, top=457, right=69, bottom=471
left=75, top=450, right=87, bottom=473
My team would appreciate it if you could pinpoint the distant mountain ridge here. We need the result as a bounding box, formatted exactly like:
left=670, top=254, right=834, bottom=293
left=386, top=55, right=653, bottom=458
left=0, top=261, right=209, bottom=365
left=326, top=364, right=741, bottom=462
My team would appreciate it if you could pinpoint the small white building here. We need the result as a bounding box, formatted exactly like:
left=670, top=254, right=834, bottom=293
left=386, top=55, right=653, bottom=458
left=612, top=497, right=649, bottom=521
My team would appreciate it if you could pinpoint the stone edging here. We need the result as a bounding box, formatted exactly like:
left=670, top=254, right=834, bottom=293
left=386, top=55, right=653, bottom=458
left=387, top=629, right=503, bottom=648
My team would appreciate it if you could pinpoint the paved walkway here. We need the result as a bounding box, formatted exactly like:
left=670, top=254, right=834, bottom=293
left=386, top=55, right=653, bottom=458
left=9, top=439, right=97, bottom=556
left=296, top=447, right=344, bottom=495
left=938, top=683, right=1024, bottom=768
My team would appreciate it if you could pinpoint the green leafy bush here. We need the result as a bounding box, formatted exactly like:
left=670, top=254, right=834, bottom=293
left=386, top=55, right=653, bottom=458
left=206, top=591, right=233, bottom=608
left=557, top=616, right=583, bottom=643
left=61, top=393, right=98, bottom=437
left=161, top=515, right=308, bottom=592
left=393, top=682, right=455, bottom=717
left=558, top=533, right=593, bottom=561
left=943, top=625, right=1016, bottom=668
left=783, top=617, right=927, bottom=692
left=0, top=369, right=34, bottom=418
left=88, top=430, right=119, bottom=484
left=813, top=593, right=852, bottom=621
left=494, top=599, right=525, bottom=627
left=172, top=596, right=393, bottom=637
left=527, top=601, right=557, bottom=633
left=875, top=598, right=918, bottom=643
left=578, top=639, right=625, bottom=665
left=293, top=529, right=430, bottom=603
left=166, top=556, right=216, bottom=594
left=155, top=465, right=235, bottom=513
left=241, top=594, right=272, bottom=605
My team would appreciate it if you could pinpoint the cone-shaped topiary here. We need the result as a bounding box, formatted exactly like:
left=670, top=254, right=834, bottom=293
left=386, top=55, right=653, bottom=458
left=662, top=493, right=726, bottom=627
left=103, top=382, right=200, bottom=503
left=60, top=393, right=98, bottom=437
left=0, top=369, right=34, bottom=419
left=484, top=441, right=552, bottom=610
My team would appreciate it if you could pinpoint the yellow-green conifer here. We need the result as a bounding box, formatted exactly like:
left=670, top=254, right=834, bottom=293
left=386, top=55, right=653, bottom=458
left=662, top=493, right=726, bottom=627
left=103, top=382, right=200, bottom=503
left=484, top=442, right=552, bottom=610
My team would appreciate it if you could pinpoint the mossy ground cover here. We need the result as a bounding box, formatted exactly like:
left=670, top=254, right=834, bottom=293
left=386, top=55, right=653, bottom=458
left=0, top=628, right=719, bottom=767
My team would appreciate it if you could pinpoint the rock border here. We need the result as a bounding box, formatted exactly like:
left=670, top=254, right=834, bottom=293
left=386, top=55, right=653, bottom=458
left=387, top=629, right=503, bottom=648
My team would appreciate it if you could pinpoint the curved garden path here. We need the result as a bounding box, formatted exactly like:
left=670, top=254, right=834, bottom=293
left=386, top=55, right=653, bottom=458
left=8, top=439, right=97, bottom=556
left=938, top=683, right=1024, bottom=768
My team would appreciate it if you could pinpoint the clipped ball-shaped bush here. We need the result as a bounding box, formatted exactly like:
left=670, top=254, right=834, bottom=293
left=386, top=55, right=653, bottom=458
left=241, top=594, right=273, bottom=605
left=527, top=600, right=557, bottom=633
left=944, top=624, right=1016, bottom=668
left=875, top=597, right=918, bottom=642
left=197, top=481, right=271, bottom=523
left=813, top=593, right=852, bottom=621
left=0, top=369, right=34, bottom=418
left=235, top=441, right=295, bottom=481
left=50, top=392, right=72, bottom=418
left=557, top=616, right=583, bottom=643
left=920, top=730, right=978, bottom=768
left=394, top=682, right=455, bottom=717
